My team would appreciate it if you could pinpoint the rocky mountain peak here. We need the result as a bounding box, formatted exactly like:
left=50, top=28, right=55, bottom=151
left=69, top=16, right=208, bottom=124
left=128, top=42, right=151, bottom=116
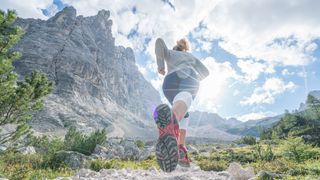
left=97, top=9, right=111, bottom=19
left=48, top=6, right=76, bottom=26
left=12, top=7, right=161, bottom=139
left=60, top=6, right=77, bottom=17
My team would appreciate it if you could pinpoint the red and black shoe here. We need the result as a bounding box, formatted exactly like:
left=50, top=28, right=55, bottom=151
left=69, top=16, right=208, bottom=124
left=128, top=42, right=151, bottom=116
left=153, top=104, right=180, bottom=172
left=178, top=144, right=191, bottom=167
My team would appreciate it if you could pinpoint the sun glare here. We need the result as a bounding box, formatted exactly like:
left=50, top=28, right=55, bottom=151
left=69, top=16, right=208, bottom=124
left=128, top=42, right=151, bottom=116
left=192, top=57, right=236, bottom=112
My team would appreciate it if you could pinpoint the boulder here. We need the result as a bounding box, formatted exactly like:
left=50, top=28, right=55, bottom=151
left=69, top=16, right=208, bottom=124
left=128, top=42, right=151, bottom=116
left=76, top=168, right=98, bottom=177
left=138, top=146, right=155, bottom=161
left=0, top=145, right=8, bottom=152
left=93, top=144, right=108, bottom=156
left=227, top=162, right=255, bottom=180
left=18, top=146, right=36, bottom=155
left=254, top=170, right=282, bottom=180
left=122, top=140, right=140, bottom=160
left=53, top=151, right=88, bottom=169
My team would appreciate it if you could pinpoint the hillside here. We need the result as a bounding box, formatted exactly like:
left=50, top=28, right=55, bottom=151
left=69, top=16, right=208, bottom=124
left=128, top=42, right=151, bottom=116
left=226, top=115, right=283, bottom=137
left=260, top=91, right=320, bottom=144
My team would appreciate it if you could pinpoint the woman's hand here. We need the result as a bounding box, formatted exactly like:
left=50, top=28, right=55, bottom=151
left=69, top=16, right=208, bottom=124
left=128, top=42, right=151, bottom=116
left=158, top=68, right=166, bottom=75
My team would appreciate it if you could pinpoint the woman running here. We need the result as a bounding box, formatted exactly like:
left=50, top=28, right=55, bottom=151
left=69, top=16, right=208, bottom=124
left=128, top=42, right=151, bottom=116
left=153, top=37, right=209, bottom=172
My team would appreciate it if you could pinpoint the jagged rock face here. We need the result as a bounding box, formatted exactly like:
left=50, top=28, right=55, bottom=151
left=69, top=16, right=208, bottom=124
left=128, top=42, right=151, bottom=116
left=13, top=7, right=161, bottom=138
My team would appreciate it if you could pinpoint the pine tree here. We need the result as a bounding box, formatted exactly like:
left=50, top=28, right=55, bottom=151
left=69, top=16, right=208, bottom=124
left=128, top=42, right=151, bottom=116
left=0, top=10, right=53, bottom=145
left=306, top=94, right=320, bottom=120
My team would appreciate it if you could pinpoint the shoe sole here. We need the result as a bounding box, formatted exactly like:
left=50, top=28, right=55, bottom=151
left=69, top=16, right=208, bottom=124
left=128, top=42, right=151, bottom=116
left=154, top=104, right=178, bottom=172
left=178, top=160, right=191, bottom=168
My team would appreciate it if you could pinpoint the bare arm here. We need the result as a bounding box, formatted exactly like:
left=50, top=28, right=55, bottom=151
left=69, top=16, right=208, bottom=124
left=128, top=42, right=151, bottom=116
left=155, top=38, right=169, bottom=75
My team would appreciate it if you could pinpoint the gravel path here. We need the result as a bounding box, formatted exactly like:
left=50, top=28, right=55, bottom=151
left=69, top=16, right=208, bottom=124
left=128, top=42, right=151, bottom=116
left=55, top=164, right=233, bottom=180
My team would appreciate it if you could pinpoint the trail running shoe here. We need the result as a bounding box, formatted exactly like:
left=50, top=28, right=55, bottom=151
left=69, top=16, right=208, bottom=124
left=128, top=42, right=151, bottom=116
left=153, top=104, right=180, bottom=172
left=178, top=144, right=191, bottom=167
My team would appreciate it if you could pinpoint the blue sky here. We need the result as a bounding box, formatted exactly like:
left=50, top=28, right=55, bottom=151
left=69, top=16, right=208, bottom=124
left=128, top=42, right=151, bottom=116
left=2, top=0, right=320, bottom=121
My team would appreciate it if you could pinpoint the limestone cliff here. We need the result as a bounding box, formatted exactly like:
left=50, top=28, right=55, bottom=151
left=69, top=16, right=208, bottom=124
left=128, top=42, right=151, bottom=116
left=13, top=7, right=161, bottom=139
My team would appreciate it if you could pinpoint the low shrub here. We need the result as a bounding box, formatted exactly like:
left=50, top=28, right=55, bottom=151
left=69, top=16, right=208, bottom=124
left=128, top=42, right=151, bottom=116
left=198, top=159, right=228, bottom=171
left=89, top=158, right=159, bottom=172
left=253, top=144, right=274, bottom=162
left=64, top=127, right=107, bottom=156
left=0, top=151, right=73, bottom=180
left=236, top=136, right=257, bottom=145
left=282, top=137, right=320, bottom=162
left=135, top=140, right=145, bottom=150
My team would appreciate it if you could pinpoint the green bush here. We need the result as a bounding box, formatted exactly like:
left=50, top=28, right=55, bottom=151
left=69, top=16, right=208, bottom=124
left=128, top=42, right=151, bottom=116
left=25, top=128, right=107, bottom=169
left=198, top=159, right=228, bottom=171
left=135, top=140, right=145, bottom=150
left=226, top=150, right=256, bottom=163
left=64, top=127, right=106, bottom=155
left=28, top=135, right=65, bottom=154
left=89, top=159, right=114, bottom=171
left=236, top=136, right=257, bottom=145
left=253, top=144, right=274, bottom=162
left=27, top=135, right=66, bottom=169
left=0, top=151, right=73, bottom=180
left=89, top=158, right=159, bottom=172
left=282, top=137, right=320, bottom=162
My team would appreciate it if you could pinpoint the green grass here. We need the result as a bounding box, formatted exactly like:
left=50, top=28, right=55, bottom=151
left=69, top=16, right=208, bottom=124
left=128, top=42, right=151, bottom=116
left=192, top=138, right=320, bottom=179
left=1, top=137, right=319, bottom=179
left=89, top=157, right=159, bottom=172
left=0, top=151, right=159, bottom=179
left=0, top=151, right=74, bottom=180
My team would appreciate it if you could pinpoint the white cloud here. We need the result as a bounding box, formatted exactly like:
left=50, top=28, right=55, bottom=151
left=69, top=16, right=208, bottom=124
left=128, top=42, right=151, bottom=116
left=200, top=41, right=212, bottom=52
left=1, top=0, right=53, bottom=19
left=281, top=69, right=294, bottom=76
left=4, top=0, right=319, bottom=68
left=203, top=0, right=320, bottom=66
left=7, top=0, right=318, bottom=69
left=150, top=76, right=164, bottom=92
left=237, top=59, right=275, bottom=83
left=237, top=111, right=277, bottom=122
left=240, top=77, right=296, bottom=106
left=44, top=3, right=59, bottom=17
left=192, top=57, right=240, bottom=112
left=194, top=39, right=213, bottom=53
left=59, top=0, right=221, bottom=55
left=233, top=89, right=240, bottom=96
left=305, top=42, right=318, bottom=53
left=297, top=71, right=307, bottom=78
left=136, top=64, right=147, bottom=77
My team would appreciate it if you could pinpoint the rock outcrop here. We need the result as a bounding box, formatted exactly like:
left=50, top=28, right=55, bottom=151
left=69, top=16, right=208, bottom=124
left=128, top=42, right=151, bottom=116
left=13, top=7, right=161, bottom=139
left=92, top=138, right=154, bottom=161
left=227, top=162, right=255, bottom=180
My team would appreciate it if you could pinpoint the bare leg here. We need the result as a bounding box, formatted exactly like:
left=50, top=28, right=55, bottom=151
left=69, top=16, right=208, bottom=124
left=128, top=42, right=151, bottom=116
left=172, top=100, right=188, bottom=146
left=172, top=100, right=188, bottom=121
left=179, top=129, right=186, bottom=145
